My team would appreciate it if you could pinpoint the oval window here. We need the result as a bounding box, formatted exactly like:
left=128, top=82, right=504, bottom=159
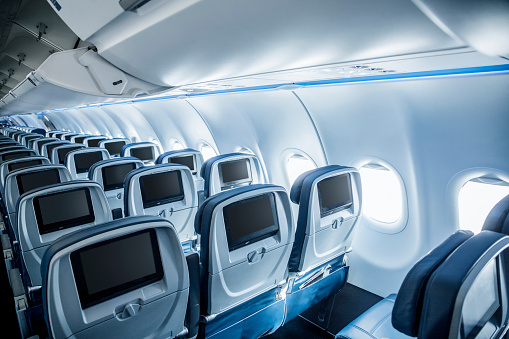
left=359, top=164, right=403, bottom=223
left=200, top=143, right=217, bottom=161
left=286, top=154, right=317, bottom=187
left=458, top=179, right=509, bottom=234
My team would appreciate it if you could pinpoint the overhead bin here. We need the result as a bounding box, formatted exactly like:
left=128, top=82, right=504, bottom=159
left=0, top=48, right=169, bottom=116
left=47, top=0, right=475, bottom=87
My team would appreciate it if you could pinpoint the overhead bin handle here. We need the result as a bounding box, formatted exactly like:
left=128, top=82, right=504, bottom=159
left=78, top=50, right=128, bottom=95
left=119, top=0, right=152, bottom=11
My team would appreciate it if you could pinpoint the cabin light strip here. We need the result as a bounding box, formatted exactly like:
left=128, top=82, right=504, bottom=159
left=40, top=64, right=509, bottom=114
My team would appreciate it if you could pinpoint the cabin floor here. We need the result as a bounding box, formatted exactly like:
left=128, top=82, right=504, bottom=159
left=1, top=248, right=381, bottom=339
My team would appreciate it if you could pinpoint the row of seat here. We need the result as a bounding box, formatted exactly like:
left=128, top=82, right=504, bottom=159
left=0, top=127, right=361, bottom=338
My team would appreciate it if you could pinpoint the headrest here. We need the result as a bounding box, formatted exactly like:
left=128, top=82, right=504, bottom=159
left=418, top=231, right=509, bottom=339
left=40, top=141, right=69, bottom=157
left=200, top=152, right=265, bottom=198
left=88, top=157, right=143, bottom=190
left=290, top=165, right=349, bottom=204
left=98, top=138, right=130, bottom=157
left=483, top=194, right=509, bottom=235
left=0, top=156, right=50, bottom=187
left=121, top=142, right=161, bottom=162
left=392, top=230, right=474, bottom=336
left=50, top=144, right=84, bottom=164
left=83, top=136, right=108, bottom=147
left=156, top=149, right=204, bottom=174
left=0, top=149, right=36, bottom=163
left=65, top=148, right=110, bottom=178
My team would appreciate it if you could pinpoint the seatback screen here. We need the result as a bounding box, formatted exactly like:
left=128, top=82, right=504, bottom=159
left=169, top=155, right=195, bottom=173
left=75, top=152, right=103, bottom=174
left=24, top=135, right=41, bottom=143
left=16, top=169, right=61, bottom=195
left=223, top=193, right=279, bottom=251
left=71, top=229, right=163, bottom=309
left=140, top=171, right=184, bottom=208
left=2, top=151, right=32, bottom=162
left=64, top=134, right=77, bottom=141
left=37, top=139, right=56, bottom=153
left=87, top=138, right=106, bottom=147
left=7, top=159, right=43, bottom=172
left=101, top=163, right=136, bottom=191
left=57, top=145, right=83, bottom=164
left=131, top=147, right=154, bottom=161
left=318, top=173, right=353, bottom=217
left=104, top=140, right=126, bottom=156
left=45, top=142, right=67, bottom=157
left=219, top=159, right=251, bottom=187
left=74, top=136, right=87, bottom=144
left=33, top=188, right=95, bottom=234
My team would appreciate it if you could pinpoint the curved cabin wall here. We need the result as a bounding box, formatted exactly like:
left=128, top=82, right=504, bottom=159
left=39, top=71, right=509, bottom=296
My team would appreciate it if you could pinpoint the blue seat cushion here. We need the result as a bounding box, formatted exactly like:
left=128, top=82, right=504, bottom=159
left=391, top=230, right=473, bottom=336
left=482, top=194, right=509, bottom=235
left=335, top=294, right=410, bottom=339
left=200, top=153, right=246, bottom=198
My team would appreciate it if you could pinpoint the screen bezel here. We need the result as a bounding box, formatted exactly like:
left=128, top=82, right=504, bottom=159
left=131, top=146, right=155, bottom=162
left=317, top=173, right=353, bottom=217
left=169, top=155, right=196, bottom=174
left=139, top=171, right=185, bottom=209
left=101, top=162, right=136, bottom=191
left=16, top=169, right=61, bottom=196
left=218, top=158, right=252, bottom=188
left=70, top=229, right=164, bottom=309
left=223, top=192, right=279, bottom=251
left=74, top=152, right=103, bottom=174
left=33, top=187, right=95, bottom=235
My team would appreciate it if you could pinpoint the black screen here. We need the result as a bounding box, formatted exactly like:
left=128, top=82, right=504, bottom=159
left=318, top=173, right=353, bottom=217
left=33, top=188, right=95, bottom=234
left=24, top=135, right=42, bottom=143
left=71, top=229, right=163, bottom=309
left=104, top=141, right=126, bottom=156
left=2, top=151, right=32, bottom=161
left=45, top=142, right=67, bottom=157
left=74, top=136, right=87, bottom=144
left=64, top=134, right=77, bottom=141
left=101, top=163, right=136, bottom=191
left=131, top=147, right=154, bottom=161
left=53, top=133, right=64, bottom=139
left=57, top=145, right=83, bottom=164
left=223, top=193, right=279, bottom=251
left=16, top=169, right=61, bottom=195
left=170, top=155, right=195, bottom=173
left=37, top=139, right=56, bottom=153
left=219, top=159, right=250, bottom=186
left=75, top=152, right=103, bottom=174
left=87, top=138, right=106, bottom=147
left=140, top=171, right=184, bottom=208
left=7, top=159, right=43, bottom=172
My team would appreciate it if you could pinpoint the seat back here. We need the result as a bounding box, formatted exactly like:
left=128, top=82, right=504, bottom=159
left=84, top=136, right=108, bottom=147
left=65, top=148, right=110, bottom=179
left=88, top=157, right=143, bottom=218
left=392, top=230, right=474, bottom=337
left=40, top=141, right=69, bottom=158
left=0, top=156, right=50, bottom=190
left=20, top=133, right=43, bottom=146
left=124, top=164, right=197, bottom=243
left=41, top=216, right=189, bottom=339
left=61, top=132, right=78, bottom=141
left=121, top=142, right=161, bottom=165
left=0, top=149, right=37, bottom=164
left=156, top=149, right=205, bottom=192
left=4, top=165, right=72, bottom=241
left=70, top=134, right=91, bottom=144
left=418, top=231, right=509, bottom=339
left=98, top=138, right=130, bottom=158
left=288, top=165, right=361, bottom=272
left=201, top=152, right=265, bottom=199
left=195, top=184, right=294, bottom=314
left=34, top=138, right=60, bottom=155
left=483, top=194, right=509, bottom=235
left=0, top=145, right=27, bottom=153
left=17, top=181, right=111, bottom=286
left=50, top=144, right=85, bottom=164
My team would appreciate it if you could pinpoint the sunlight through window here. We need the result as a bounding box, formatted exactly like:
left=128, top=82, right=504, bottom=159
left=286, top=154, right=317, bottom=187
left=359, top=165, right=403, bottom=223
left=200, top=144, right=217, bottom=161
left=459, top=180, right=509, bottom=234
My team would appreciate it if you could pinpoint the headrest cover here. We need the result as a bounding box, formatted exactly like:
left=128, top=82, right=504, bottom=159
left=419, top=231, right=509, bottom=339
left=289, top=165, right=350, bottom=204
left=392, top=230, right=474, bottom=336
left=483, top=194, right=509, bottom=235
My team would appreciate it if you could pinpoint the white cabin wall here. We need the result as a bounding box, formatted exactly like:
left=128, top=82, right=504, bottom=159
left=295, top=72, right=509, bottom=296
left=75, top=107, right=124, bottom=137
left=186, top=90, right=328, bottom=192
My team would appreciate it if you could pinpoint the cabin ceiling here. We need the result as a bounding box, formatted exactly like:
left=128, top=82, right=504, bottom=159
left=0, top=0, right=90, bottom=98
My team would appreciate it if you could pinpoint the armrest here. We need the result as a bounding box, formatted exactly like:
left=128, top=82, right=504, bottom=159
left=2, top=233, right=12, bottom=259
left=185, top=252, right=200, bottom=338
left=9, top=268, right=28, bottom=311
